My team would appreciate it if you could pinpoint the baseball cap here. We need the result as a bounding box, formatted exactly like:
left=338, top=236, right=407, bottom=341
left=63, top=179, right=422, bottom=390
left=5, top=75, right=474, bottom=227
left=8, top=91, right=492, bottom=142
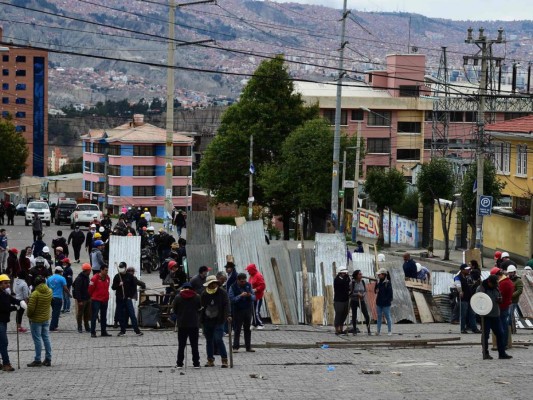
left=490, top=266, right=502, bottom=275
left=460, top=264, right=471, bottom=270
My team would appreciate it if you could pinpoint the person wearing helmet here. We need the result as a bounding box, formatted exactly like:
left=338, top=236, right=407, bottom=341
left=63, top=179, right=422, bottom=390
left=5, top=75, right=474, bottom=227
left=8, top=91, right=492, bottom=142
left=143, top=208, right=152, bottom=224
left=112, top=262, right=146, bottom=337
left=41, top=246, right=53, bottom=270
left=54, top=246, right=66, bottom=268
left=494, top=251, right=502, bottom=268
left=28, top=256, right=51, bottom=288
left=0, top=273, right=26, bottom=371
left=51, top=230, right=69, bottom=259
left=91, top=215, right=100, bottom=228
left=72, top=263, right=92, bottom=333
left=137, top=213, right=148, bottom=235
left=507, top=265, right=523, bottom=334
left=499, top=252, right=516, bottom=272
left=90, top=240, right=107, bottom=276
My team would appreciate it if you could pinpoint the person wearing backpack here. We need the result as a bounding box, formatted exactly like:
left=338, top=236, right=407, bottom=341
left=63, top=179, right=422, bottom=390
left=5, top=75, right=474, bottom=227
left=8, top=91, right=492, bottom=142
left=350, top=269, right=371, bottom=335
left=200, top=275, right=231, bottom=368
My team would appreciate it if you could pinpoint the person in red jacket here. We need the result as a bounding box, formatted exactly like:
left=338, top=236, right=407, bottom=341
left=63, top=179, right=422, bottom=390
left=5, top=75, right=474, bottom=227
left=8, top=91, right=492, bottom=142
left=88, top=265, right=112, bottom=338
left=491, top=267, right=514, bottom=347
left=245, top=264, right=266, bottom=329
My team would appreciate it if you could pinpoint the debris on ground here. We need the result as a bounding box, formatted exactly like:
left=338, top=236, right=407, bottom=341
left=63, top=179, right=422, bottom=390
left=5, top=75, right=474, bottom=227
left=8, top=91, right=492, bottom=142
left=361, top=369, right=381, bottom=374
left=250, top=373, right=267, bottom=380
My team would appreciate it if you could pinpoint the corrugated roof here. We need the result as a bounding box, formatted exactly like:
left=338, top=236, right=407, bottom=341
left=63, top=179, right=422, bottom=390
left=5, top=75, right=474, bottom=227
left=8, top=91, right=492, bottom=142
left=83, top=122, right=194, bottom=144
left=486, top=115, right=533, bottom=134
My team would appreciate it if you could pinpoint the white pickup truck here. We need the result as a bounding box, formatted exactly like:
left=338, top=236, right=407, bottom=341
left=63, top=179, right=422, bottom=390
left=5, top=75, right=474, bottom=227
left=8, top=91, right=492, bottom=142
left=70, top=203, right=103, bottom=228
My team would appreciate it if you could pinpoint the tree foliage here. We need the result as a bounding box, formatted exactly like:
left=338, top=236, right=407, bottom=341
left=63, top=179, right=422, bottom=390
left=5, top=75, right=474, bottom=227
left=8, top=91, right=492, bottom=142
left=364, top=168, right=407, bottom=246
left=195, top=55, right=318, bottom=205
left=416, top=158, right=455, bottom=205
left=0, top=118, right=29, bottom=182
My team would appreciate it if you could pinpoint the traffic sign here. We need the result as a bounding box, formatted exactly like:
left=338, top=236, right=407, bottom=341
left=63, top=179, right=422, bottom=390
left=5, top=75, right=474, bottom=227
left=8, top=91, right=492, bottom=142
left=343, top=180, right=355, bottom=188
left=339, top=190, right=344, bottom=198
left=478, top=195, right=493, bottom=216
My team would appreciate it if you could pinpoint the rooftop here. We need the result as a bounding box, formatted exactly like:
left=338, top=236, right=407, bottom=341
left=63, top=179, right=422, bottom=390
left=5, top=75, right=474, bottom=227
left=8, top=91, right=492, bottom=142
left=486, top=115, right=533, bottom=134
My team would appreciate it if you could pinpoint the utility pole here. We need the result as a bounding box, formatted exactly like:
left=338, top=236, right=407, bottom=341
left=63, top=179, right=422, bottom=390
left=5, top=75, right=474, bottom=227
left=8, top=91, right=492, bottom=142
left=102, top=138, right=109, bottom=214
left=351, top=122, right=361, bottom=242
left=248, top=134, right=254, bottom=221
left=339, top=150, right=347, bottom=233
left=330, top=0, right=349, bottom=232
left=164, top=0, right=176, bottom=221
left=464, top=27, right=505, bottom=253
left=299, top=209, right=311, bottom=324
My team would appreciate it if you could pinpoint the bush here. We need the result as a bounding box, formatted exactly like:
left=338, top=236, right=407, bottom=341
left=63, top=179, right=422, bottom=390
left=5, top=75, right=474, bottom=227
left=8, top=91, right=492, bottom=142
left=215, top=216, right=237, bottom=225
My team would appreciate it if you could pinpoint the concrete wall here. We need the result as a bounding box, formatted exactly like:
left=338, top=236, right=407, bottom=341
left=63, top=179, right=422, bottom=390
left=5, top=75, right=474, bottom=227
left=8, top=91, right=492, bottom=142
left=483, top=212, right=529, bottom=263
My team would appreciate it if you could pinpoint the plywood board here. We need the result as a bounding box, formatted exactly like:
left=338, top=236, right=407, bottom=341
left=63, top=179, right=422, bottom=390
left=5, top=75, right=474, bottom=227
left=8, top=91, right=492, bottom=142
left=325, top=285, right=335, bottom=326
left=463, top=248, right=481, bottom=266
left=264, top=292, right=281, bottom=325
left=413, top=291, right=434, bottom=323
left=518, top=270, right=533, bottom=318
left=312, top=296, right=325, bottom=326
left=405, top=279, right=432, bottom=292
left=424, top=292, right=444, bottom=323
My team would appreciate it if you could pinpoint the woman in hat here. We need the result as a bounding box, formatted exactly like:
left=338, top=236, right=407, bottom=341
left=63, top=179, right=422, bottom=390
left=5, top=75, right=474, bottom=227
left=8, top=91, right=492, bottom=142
left=375, top=268, right=393, bottom=335
left=333, top=267, right=351, bottom=335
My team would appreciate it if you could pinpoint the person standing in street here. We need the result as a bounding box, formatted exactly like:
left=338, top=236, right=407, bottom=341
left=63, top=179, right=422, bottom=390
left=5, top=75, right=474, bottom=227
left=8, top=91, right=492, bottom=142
left=454, top=264, right=481, bottom=334
left=52, top=231, right=69, bottom=258
left=0, top=229, right=7, bottom=273
left=6, top=248, right=20, bottom=278
left=174, top=209, right=186, bottom=237
left=229, top=273, right=255, bottom=352
left=0, top=273, right=25, bottom=371
left=90, top=240, right=106, bottom=275
left=172, top=282, right=201, bottom=369
left=85, top=224, right=97, bottom=260
left=47, top=266, right=71, bottom=332
left=68, top=226, right=85, bottom=263
left=350, top=269, right=371, bottom=335
left=477, top=274, right=512, bottom=360
left=88, top=265, right=112, bottom=338
left=13, top=270, right=30, bottom=333
left=190, top=265, right=210, bottom=294
left=26, top=275, right=53, bottom=367
left=112, top=262, right=146, bottom=337
left=507, top=265, right=523, bottom=332
left=492, top=267, right=514, bottom=348
left=333, top=267, right=351, bottom=335
left=32, top=213, right=43, bottom=243
left=245, top=263, right=266, bottom=329
left=61, top=259, right=73, bottom=313
left=375, top=268, right=393, bottom=336
left=201, top=275, right=231, bottom=368
left=73, top=263, right=92, bottom=333
left=5, top=202, right=15, bottom=226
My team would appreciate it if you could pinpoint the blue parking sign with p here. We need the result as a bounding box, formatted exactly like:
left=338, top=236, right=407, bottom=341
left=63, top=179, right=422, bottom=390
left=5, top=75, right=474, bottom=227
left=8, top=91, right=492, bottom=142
left=478, top=195, right=493, bottom=216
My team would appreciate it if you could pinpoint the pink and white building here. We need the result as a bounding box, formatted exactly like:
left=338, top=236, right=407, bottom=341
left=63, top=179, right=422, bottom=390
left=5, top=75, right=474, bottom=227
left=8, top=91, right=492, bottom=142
left=82, top=114, right=194, bottom=217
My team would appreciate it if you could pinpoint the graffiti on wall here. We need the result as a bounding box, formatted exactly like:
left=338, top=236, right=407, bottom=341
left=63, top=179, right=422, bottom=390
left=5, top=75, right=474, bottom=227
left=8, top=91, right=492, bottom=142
left=357, top=208, right=418, bottom=247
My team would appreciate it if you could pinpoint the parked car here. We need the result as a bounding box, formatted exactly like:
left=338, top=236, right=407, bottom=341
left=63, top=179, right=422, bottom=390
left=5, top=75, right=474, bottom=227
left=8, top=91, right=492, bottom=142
left=70, top=203, right=102, bottom=228
left=55, top=200, right=77, bottom=225
left=25, top=201, right=51, bottom=226
left=15, top=203, right=27, bottom=216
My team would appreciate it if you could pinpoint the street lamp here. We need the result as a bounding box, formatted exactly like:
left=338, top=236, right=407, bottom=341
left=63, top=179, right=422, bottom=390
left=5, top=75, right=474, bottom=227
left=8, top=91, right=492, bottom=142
left=360, top=107, right=393, bottom=246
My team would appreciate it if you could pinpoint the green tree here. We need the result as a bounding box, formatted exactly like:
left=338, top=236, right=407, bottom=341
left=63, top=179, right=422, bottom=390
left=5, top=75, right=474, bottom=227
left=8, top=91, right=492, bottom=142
left=364, top=168, right=407, bottom=247
left=416, top=158, right=456, bottom=259
left=392, top=189, right=419, bottom=219
left=196, top=55, right=318, bottom=238
left=0, top=118, right=29, bottom=182
left=461, top=160, right=505, bottom=248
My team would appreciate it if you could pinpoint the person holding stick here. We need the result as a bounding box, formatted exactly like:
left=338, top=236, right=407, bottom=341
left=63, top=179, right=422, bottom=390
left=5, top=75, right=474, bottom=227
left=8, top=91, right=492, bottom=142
left=112, top=262, right=146, bottom=337
left=0, top=274, right=26, bottom=371
left=350, top=270, right=371, bottom=335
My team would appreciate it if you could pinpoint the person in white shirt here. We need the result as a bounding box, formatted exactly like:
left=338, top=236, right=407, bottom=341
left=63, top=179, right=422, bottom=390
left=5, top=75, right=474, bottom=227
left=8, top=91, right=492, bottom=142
left=143, top=208, right=152, bottom=224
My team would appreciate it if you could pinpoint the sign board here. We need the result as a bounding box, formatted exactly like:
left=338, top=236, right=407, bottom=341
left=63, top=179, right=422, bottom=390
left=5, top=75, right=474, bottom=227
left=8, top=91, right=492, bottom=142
left=344, top=180, right=355, bottom=188
left=248, top=196, right=255, bottom=202
left=478, top=195, right=493, bottom=216
left=165, top=189, right=172, bottom=199
left=339, top=190, right=344, bottom=198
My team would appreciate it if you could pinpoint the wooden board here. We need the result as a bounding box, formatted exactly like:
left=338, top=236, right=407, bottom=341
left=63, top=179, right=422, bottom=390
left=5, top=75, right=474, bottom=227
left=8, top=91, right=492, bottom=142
left=413, top=291, right=434, bottom=323
left=264, top=292, right=281, bottom=325
left=464, top=248, right=481, bottom=267
left=311, top=296, right=325, bottom=326
left=405, top=279, right=432, bottom=292
left=325, top=285, right=335, bottom=326
left=423, top=292, right=444, bottom=323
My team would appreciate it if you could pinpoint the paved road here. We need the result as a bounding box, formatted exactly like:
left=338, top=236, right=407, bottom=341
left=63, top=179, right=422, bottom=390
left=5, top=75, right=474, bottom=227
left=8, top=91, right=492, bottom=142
left=2, top=217, right=533, bottom=399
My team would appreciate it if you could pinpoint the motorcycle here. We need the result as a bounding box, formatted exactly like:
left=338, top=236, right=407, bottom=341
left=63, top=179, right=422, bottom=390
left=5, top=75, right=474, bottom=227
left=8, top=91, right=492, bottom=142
left=141, top=246, right=159, bottom=273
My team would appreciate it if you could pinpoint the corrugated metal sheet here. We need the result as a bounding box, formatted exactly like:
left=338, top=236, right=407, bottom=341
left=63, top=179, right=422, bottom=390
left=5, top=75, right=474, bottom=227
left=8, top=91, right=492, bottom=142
left=519, top=271, right=533, bottom=318
left=288, top=247, right=316, bottom=274
left=352, top=253, right=375, bottom=278
left=296, top=272, right=318, bottom=324
left=315, top=233, right=346, bottom=295
left=230, top=220, right=265, bottom=269
left=215, top=224, right=235, bottom=273
left=432, top=270, right=490, bottom=295
left=107, top=235, right=142, bottom=323
left=187, top=211, right=214, bottom=244
left=387, top=263, right=417, bottom=323
left=186, top=244, right=217, bottom=276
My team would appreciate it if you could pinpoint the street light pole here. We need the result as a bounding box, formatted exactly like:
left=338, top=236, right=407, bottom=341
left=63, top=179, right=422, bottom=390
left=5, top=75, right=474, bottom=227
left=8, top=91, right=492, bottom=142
left=352, top=122, right=362, bottom=242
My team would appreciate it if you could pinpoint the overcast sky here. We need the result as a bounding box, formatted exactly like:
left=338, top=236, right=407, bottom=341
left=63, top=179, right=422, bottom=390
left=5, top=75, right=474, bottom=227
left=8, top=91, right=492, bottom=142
left=272, top=0, right=533, bottom=21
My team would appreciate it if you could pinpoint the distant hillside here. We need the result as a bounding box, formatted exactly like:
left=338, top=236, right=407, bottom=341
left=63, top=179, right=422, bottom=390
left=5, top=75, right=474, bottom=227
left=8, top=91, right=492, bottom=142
left=1, top=0, right=531, bottom=106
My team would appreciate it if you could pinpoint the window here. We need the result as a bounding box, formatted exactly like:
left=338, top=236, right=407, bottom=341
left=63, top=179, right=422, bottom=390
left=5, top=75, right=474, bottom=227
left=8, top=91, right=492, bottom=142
left=173, top=146, right=192, bottom=157
left=397, top=122, right=421, bottom=134
left=1, top=111, right=10, bottom=118
left=396, top=149, right=420, bottom=161
left=108, top=145, right=121, bottom=156
left=15, top=70, right=26, bottom=77
left=15, top=111, right=25, bottom=118
left=133, top=166, right=155, bottom=176
left=449, top=112, right=463, bottom=122
left=493, top=141, right=510, bottom=174
left=516, top=144, right=527, bottom=177
left=464, top=111, right=477, bottom=122
left=322, top=109, right=348, bottom=125
left=133, top=145, right=155, bottom=156
left=93, top=163, right=105, bottom=174
left=15, top=125, right=26, bottom=132
left=15, top=83, right=26, bottom=91
left=1, top=83, right=8, bottom=90
left=173, top=165, right=191, bottom=176
left=2, top=55, right=8, bottom=62
left=172, top=186, right=191, bottom=196
left=351, top=109, right=364, bottom=121
left=15, top=98, right=26, bottom=104
left=84, top=181, right=91, bottom=191
left=109, top=185, right=120, bottom=196
left=399, top=85, right=419, bottom=97
left=367, top=110, right=391, bottom=126
left=367, top=138, right=390, bottom=153
left=133, top=186, right=155, bottom=196
left=1, top=97, right=8, bottom=104
left=93, top=182, right=104, bottom=193
left=15, top=56, right=26, bottom=63
left=92, top=143, right=104, bottom=154
left=2, top=69, right=8, bottom=76
left=424, top=111, right=433, bottom=122
left=108, top=165, right=121, bottom=176
left=84, top=161, right=91, bottom=172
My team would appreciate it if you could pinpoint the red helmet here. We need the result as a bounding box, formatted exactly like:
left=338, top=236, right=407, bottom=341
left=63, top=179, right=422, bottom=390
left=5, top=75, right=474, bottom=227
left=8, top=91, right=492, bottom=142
left=168, top=260, right=177, bottom=270
left=490, top=266, right=501, bottom=275
left=494, top=251, right=502, bottom=260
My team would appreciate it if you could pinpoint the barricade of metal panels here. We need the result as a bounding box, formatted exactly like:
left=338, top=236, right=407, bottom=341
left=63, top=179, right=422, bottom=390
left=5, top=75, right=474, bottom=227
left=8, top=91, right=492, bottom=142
left=215, top=224, right=235, bottom=272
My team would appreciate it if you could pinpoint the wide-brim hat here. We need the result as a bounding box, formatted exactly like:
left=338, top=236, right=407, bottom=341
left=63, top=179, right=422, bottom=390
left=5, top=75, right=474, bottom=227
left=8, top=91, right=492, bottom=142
left=203, top=275, right=218, bottom=287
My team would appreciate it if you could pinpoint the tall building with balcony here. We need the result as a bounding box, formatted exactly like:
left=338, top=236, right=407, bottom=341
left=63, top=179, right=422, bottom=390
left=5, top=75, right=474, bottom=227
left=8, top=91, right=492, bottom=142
left=82, top=114, right=194, bottom=217
left=0, top=27, right=48, bottom=176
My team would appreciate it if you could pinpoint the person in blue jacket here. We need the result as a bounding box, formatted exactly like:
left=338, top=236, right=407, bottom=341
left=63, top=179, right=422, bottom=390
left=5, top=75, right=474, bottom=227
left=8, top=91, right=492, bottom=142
left=229, top=273, right=255, bottom=352
left=375, top=268, right=393, bottom=335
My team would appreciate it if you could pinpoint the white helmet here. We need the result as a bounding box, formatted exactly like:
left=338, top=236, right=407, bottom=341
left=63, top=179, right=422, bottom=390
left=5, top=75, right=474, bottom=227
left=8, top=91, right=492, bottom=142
left=99, top=227, right=105, bottom=233
left=90, top=224, right=96, bottom=228
left=416, top=262, right=422, bottom=272
left=42, top=246, right=50, bottom=253
left=147, top=226, right=155, bottom=232
left=378, top=254, right=386, bottom=262
left=525, top=266, right=532, bottom=271
left=506, top=265, right=517, bottom=273
left=501, top=252, right=510, bottom=258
